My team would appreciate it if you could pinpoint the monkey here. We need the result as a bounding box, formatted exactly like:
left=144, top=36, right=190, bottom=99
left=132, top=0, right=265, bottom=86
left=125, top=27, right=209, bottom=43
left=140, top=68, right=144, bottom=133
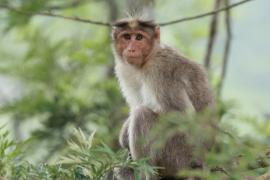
left=111, top=17, right=214, bottom=180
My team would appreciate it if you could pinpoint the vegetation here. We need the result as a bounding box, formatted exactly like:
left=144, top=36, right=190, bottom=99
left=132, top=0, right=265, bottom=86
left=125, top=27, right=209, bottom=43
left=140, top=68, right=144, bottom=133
left=0, top=0, right=269, bottom=179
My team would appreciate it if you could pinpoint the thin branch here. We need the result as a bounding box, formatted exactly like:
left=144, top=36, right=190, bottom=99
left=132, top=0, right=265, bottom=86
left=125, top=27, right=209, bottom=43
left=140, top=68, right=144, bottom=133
left=211, top=166, right=231, bottom=177
left=212, top=122, right=235, bottom=140
left=0, top=4, right=111, bottom=27
left=0, top=0, right=255, bottom=27
left=204, top=0, right=222, bottom=70
left=217, top=0, right=232, bottom=97
left=158, top=0, right=254, bottom=26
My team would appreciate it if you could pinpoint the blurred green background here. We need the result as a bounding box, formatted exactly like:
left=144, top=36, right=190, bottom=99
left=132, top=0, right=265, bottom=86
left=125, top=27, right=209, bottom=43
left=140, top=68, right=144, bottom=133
left=0, top=0, right=269, bottom=179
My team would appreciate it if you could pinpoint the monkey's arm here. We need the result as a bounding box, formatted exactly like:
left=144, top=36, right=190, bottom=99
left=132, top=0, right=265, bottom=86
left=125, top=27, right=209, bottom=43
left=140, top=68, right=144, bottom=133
left=119, top=118, right=130, bottom=149
left=185, top=65, right=214, bottom=112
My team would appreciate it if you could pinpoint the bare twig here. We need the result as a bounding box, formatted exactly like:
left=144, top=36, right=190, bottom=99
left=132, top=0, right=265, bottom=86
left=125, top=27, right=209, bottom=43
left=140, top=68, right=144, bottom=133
left=0, top=4, right=111, bottom=26
left=158, top=0, right=254, bottom=26
left=0, top=0, right=255, bottom=27
left=212, top=122, right=235, bottom=139
left=211, top=166, right=231, bottom=177
left=204, top=0, right=222, bottom=70
left=217, top=0, right=232, bottom=97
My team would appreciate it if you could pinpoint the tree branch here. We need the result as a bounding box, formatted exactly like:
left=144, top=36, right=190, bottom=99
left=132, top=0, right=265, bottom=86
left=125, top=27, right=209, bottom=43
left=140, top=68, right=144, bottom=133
left=217, top=0, right=232, bottom=97
left=0, top=4, right=111, bottom=27
left=211, top=166, right=231, bottom=177
left=158, top=0, right=254, bottom=26
left=204, top=0, right=222, bottom=71
left=0, top=0, right=255, bottom=27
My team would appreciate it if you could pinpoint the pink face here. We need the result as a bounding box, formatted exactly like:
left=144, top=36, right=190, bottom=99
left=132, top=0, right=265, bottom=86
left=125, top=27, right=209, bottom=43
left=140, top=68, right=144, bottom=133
left=115, top=29, right=156, bottom=67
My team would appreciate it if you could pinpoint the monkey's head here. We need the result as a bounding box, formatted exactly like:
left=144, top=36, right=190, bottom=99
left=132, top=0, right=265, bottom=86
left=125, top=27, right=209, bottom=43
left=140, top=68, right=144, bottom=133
left=112, top=19, right=160, bottom=67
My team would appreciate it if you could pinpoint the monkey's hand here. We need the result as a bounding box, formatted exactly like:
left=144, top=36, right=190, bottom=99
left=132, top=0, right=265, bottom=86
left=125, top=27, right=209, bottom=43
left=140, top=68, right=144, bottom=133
left=119, top=118, right=130, bottom=149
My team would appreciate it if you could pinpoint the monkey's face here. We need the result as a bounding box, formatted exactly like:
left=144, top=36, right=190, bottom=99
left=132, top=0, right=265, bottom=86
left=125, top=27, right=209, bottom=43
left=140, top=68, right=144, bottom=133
left=112, top=19, right=160, bottom=67
left=115, top=30, right=154, bottom=66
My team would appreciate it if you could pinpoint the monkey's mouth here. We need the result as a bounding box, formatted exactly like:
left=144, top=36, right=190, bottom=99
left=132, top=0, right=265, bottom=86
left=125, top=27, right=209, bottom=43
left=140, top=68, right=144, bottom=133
left=126, top=56, right=143, bottom=65
left=126, top=52, right=142, bottom=58
left=127, top=55, right=140, bottom=58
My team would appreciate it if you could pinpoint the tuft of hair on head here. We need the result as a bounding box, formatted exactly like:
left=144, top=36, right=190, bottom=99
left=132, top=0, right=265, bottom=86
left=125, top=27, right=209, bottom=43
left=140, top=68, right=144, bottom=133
left=124, top=8, right=154, bottom=22
left=112, top=10, right=156, bottom=30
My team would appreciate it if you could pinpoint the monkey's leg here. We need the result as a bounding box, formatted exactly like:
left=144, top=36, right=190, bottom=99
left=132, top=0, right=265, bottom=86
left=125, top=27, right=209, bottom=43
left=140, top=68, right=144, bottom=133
left=129, top=106, right=159, bottom=180
left=114, top=167, right=135, bottom=180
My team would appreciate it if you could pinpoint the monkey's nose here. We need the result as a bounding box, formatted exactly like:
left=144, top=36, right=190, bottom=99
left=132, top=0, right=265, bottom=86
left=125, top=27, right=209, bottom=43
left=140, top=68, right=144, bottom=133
left=128, top=49, right=136, bottom=53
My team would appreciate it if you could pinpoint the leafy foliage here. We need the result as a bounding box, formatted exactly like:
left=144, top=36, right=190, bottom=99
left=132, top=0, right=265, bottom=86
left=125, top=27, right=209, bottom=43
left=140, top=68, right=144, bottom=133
left=0, top=128, right=156, bottom=180
left=0, top=0, right=269, bottom=180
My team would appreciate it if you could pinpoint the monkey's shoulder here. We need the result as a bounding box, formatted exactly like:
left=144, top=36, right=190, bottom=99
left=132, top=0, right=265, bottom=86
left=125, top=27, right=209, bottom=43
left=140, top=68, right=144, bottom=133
left=153, top=44, right=206, bottom=80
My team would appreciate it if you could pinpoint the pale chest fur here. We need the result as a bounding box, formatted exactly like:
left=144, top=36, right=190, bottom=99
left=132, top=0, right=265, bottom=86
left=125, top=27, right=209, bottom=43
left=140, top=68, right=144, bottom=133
left=115, top=63, right=163, bottom=113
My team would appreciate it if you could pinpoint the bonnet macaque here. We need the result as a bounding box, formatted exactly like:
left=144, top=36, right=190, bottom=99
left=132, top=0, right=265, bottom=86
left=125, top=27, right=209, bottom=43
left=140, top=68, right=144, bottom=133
left=111, top=17, right=214, bottom=179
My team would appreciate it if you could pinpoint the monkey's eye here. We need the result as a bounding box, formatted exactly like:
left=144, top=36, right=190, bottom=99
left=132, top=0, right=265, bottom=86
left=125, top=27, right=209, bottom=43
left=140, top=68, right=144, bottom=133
left=136, top=34, right=143, bottom=41
left=123, top=34, right=131, bottom=40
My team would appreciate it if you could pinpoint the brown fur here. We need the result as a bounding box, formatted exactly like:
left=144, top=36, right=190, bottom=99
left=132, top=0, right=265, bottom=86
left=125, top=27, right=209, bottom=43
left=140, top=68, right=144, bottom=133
left=112, top=19, right=214, bottom=180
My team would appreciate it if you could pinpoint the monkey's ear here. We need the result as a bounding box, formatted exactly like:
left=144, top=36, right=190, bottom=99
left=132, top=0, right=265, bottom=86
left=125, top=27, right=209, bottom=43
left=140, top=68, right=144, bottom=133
left=154, top=26, right=160, bottom=42
left=111, top=27, right=117, bottom=40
